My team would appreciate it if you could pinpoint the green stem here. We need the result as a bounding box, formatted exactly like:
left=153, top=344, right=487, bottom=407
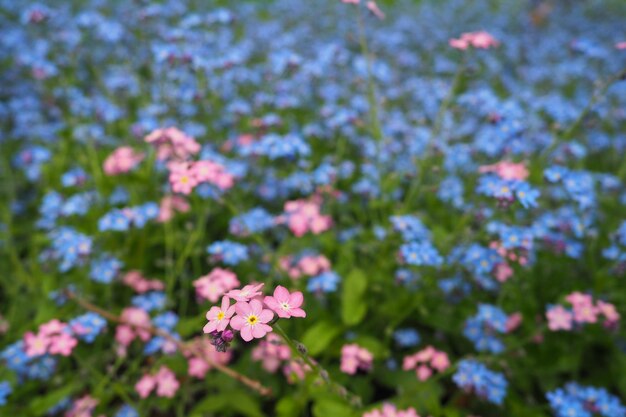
left=273, top=323, right=362, bottom=407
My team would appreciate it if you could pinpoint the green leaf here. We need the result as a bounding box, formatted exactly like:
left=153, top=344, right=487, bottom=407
left=341, top=269, right=368, bottom=326
left=189, top=389, right=263, bottom=417
left=301, top=320, right=342, bottom=356
left=312, top=397, right=357, bottom=417
left=276, top=397, right=301, bottom=417
left=28, top=383, right=80, bottom=416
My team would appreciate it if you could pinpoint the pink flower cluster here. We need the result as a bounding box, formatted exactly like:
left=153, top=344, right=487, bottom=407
left=194, top=268, right=240, bottom=303
left=279, top=254, right=331, bottom=279
left=65, top=395, right=99, bottom=417
left=184, top=337, right=232, bottom=379
left=103, top=146, right=144, bottom=176
left=363, top=404, right=421, bottom=417
left=251, top=333, right=311, bottom=383
left=278, top=197, right=332, bottom=237
left=547, top=292, right=620, bottom=331
left=402, top=346, right=450, bottom=381
left=144, top=127, right=201, bottom=162
left=489, top=240, right=529, bottom=283
left=449, top=31, right=500, bottom=50
left=479, top=161, right=529, bottom=181
left=203, top=284, right=306, bottom=343
left=24, top=319, right=78, bottom=357
left=157, top=195, right=190, bottom=222
left=115, top=307, right=152, bottom=347
left=340, top=343, right=373, bottom=375
left=123, top=270, right=165, bottom=293
left=616, top=42, right=626, bottom=50
left=135, top=366, right=180, bottom=398
left=167, top=160, right=234, bottom=195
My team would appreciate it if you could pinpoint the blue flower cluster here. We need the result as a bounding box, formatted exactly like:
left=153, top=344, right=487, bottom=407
left=69, top=313, right=107, bottom=343
left=98, top=202, right=159, bottom=231
left=453, top=360, right=508, bottom=405
left=464, top=304, right=509, bottom=353
left=547, top=383, right=626, bottom=417
left=207, top=240, right=249, bottom=265
left=392, top=215, right=442, bottom=267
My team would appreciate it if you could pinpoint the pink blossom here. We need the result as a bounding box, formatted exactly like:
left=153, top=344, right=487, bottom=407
left=430, top=351, right=450, bottom=372
left=120, top=307, right=152, bottom=341
left=194, top=269, right=240, bottom=303
left=416, top=365, right=432, bottom=381
left=48, top=332, right=78, bottom=356
left=572, top=303, right=598, bottom=324
left=264, top=286, right=306, bottom=318
left=145, top=127, right=200, bottom=161
left=252, top=333, right=292, bottom=373
left=135, top=374, right=156, bottom=398
left=479, top=161, right=529, bottom=181
left=40, top=319, right=66, bottom=336
left=342, top=0, right=360, bottom=3
left=494, top=262, right=514, bottom=282
left=103, top=147, right=144, bottom=175
left=366, top=1, right=385, bottom=19
left=281, top=199, right=332, bottom=237
left=226, top=283, right=264, bottom=302
left=546, top=305, right=573, bottom=331
left=340, top=344, right=373, bottom=375
left=596, top=300, right=620, bottom=325
left=66, top=395, right=99, bottom=417
left=566, top=291, right=593, bottom=307
left=157, top=195, right=190, bottom=222
left=191, top=160, right=235, bottom=190
left=169, top=162, right=198, bottom=195
left=24, top=331, right=50, bottom=357
left=115, top=324, right=135, bottom=346
left=505, top=312, right=523, bottom=332
left=229, top=299, right=274, bottom=342
left=616, top=42, right=626, bottom=50
left=184, top=337, right=232, bottom=379
left=450, top=31, right=500, bottom=50
left=363, top=404, right=420, bottom=417
left=155, top=366, right=180, bottom=398
left=204, top=296, right=236, bottom=333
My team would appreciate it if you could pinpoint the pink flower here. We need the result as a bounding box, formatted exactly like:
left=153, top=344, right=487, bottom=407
left=194, top=268, right=240, bottom=303
left=135, top=374, right=156, bottom=398
left=115, top=325, right=135, bottom=346
left=169, top=162, right=198, bottom=195
left=48, top=332, right=78, bottom=356
left=416, top=365, right=432, bottom=381
left=24, top=331, right=50, bottom=357
left=572, top=303, right=598, bottom=324
left=226, top=283, right=264, bottom=302
left=430, top=351, right=450, bottom=372
left=505, top=312, right=523, bottom=332
left=157, top=195, right=190, bottom=222
left=264, top=286, right=306, bottom=319
left=120, top=307, right=152, bottom=341
left=494, top=262, right=514, bottom=282
left=342, top=0, right=360, bottom=3
left=450, top=31, right=500, bottom=50
left=40, top=319, right=66, bottom=336
left=596, top=300, right=620, bottom=325
left=204, top=296, right=236, bottom=333
left=340, top=344, right=373, bottom=375
left=546, top=305, right=573, bottom=331
left=363, top=404, right=420, bottom=417
left=252, top=334, right=292, bottom=373
left=479, top=161, right=529, bottom=181
left=366, top=1, right=385, bottom=19
left=155, top=366, right=180, bottom=398
left=145, top=127, right=200, bottom=161
left=103, top=147, right=144, bottom=176
left=616, top=42, right=626, bottom=50
left=566, top=292, right=593, bottom=307
left=229, top=299, right=274, bottom=342
left=188, top=357, right=210, bottom=378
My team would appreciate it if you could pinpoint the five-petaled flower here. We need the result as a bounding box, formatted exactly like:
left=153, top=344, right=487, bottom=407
left=230, top=299, right=274, bottom=342
left=264, top=286, right=306, bottom=319
left=204, top=296, right=236, bottom=333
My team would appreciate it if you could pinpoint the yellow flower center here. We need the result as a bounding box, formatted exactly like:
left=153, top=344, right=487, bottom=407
left=500, top=186, right=509, bottom=194
left=180, top=176, right=189, bottom=184
left=246, top=315, right=258, bottom=325
left=280, top=302, right=290, bottom=311
left=217, top=312, right=225, bottom=320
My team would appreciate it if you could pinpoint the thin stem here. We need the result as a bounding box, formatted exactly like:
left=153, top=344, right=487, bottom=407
left=65, top=290, right=272, bottom=397
left=273, top=323, right=362, bottom=407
